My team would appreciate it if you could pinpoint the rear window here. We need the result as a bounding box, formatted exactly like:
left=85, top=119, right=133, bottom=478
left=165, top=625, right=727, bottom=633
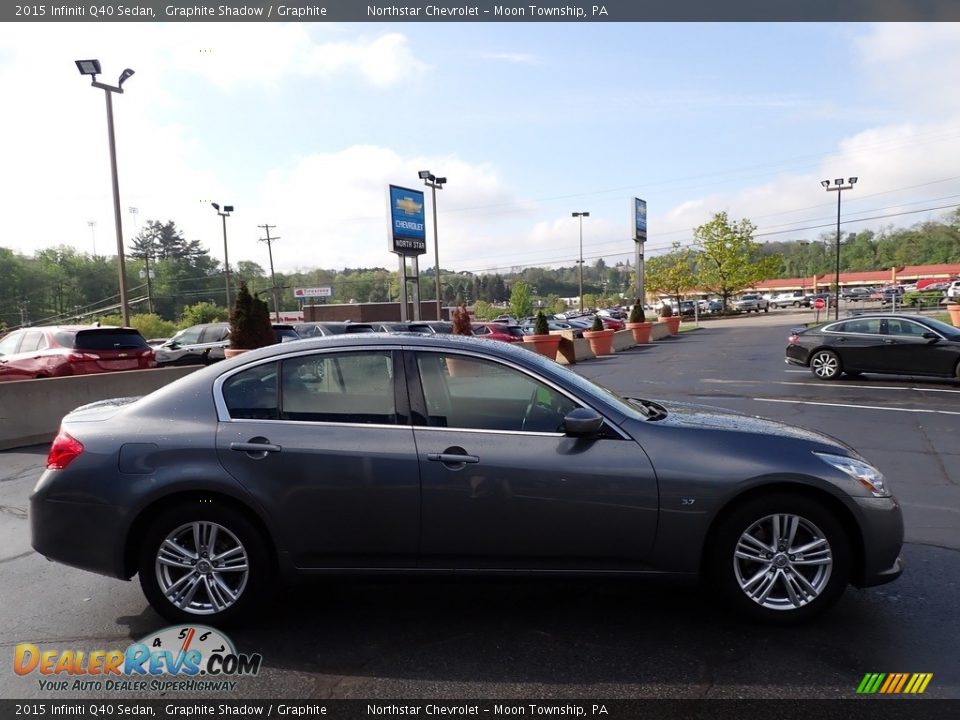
left=58, top=329, right=150, bottom=351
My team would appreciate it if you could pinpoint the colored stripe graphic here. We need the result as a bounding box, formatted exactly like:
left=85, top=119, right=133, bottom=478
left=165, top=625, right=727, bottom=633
left=857, top=673, right=932, bottom=694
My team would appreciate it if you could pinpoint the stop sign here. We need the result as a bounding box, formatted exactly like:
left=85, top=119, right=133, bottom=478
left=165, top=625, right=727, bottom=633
left=813, top=298, right=826, bottom=310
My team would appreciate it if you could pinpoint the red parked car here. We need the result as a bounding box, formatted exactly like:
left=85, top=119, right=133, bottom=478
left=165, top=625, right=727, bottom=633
left=471, top=322, right=524, bottom=343
left=0, top=325, right=156, bottom=381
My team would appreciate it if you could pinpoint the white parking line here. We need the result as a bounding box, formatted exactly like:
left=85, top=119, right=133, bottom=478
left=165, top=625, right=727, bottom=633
left=776, top=381, right=960, bottom=394
left=753, top=398, right=960, bottom=416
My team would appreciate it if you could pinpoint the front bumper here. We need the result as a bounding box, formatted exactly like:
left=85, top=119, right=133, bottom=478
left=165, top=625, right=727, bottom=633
left=852, top=496, right=905, bottom=588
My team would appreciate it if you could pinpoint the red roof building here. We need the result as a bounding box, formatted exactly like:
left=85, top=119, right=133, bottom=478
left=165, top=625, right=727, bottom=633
left=752, top=263, right=960, bottom=292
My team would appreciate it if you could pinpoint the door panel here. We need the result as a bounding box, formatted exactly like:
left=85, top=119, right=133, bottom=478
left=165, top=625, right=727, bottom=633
left=215, top=351, right=420, bottom=568
left=415, top=428, right=659, bottom=569
left=411, top=350, right=658, bottom=570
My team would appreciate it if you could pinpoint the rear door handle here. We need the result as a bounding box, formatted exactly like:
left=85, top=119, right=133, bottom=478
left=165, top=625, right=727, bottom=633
left=882, top=339, right=896, bottom=344
left=230, top=441, right=282, bottom=454
left=428, top=453, right=480, bottom=464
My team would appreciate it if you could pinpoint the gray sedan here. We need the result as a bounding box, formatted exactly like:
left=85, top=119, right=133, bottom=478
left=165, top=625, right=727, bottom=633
left=31, top=334, right=903, bottom=624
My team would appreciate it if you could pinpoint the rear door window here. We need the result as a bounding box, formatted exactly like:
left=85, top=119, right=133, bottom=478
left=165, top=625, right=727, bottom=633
left=17, top=330, right=46, bottom=353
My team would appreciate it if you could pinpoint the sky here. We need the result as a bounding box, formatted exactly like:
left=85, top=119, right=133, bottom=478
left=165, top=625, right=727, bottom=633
left=3, top=22, right=960, bottom=277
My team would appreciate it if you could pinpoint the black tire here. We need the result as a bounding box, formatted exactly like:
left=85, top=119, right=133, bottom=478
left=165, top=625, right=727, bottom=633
left=708, top=493, right=850, bottom=624
left=138, top=503, right=273, bottom=625
left=809, top=349, right=842, bottom=380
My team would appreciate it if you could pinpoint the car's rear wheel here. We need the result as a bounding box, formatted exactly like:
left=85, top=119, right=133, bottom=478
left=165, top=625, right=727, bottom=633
left=138, top=504, right=272, bottom=624
left=809, top=349, right=842, bottom=380
left=709, top=494, right=850, bottom=623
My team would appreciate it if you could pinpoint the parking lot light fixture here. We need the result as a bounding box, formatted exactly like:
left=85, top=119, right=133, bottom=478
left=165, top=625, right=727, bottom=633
left=212, top=203, right=235, bottom=308
left=76, top=58, right=134, bottom=326
left=822, top=177, right=857, bottom=320
left=420, top=170, right=448, bottom=320
left=572, top=212, right=590, bottom=313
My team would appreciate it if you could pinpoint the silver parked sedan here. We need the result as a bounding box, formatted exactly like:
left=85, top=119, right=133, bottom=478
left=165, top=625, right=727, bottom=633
left=31, top=334, right=903, bottom=624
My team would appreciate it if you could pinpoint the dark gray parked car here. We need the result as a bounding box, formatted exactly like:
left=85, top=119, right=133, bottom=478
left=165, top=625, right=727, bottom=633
left=32, top=334, right=902, bottom=624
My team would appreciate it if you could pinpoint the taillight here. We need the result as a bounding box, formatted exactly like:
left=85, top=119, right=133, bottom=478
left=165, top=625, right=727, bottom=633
left=788, top=334, right=799, bottom=345
left=47, top=430, right=84, bottom=470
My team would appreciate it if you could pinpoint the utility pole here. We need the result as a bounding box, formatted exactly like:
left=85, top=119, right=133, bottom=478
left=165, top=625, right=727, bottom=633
left=258, top=224, right=281, bottom=322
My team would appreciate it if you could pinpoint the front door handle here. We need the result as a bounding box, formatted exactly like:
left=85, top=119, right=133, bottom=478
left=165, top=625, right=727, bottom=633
left=882, top=339, right=896, bottom=344
left=427, top=446, right=480, bottom=470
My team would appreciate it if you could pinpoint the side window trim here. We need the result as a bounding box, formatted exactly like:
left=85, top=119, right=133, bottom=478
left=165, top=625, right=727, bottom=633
left=214, top=347, right=411, bottom=425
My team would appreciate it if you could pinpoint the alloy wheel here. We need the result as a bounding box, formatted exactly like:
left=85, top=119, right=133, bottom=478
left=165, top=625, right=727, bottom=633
left=733, top=513, right=833, bottom=611
left=810, top=351, right=840, bottom=379
left=155, top=521, right=249, bottom=615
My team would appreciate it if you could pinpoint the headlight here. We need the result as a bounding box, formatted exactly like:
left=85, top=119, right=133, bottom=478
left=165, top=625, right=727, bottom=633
left=814, top=452, right=889, bottom=497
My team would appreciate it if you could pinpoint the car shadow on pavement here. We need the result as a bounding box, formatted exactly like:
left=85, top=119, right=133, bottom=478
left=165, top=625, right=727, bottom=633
left=115, top=544, right=958, bottom=695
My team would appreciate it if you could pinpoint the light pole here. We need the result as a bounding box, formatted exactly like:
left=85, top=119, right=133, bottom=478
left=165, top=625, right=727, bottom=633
left=212, top=203, right=234, bottom=308
left=419, top=170, right=447, bottom=320
left=821, top=177, right=857, bottom=320
left=75, top=59, right=134, bottom=326
left=87, top=220, right=97, bottom=257
left=572, top=212, right=590, bottom=313
left=129, top=206, right=153, bottom=314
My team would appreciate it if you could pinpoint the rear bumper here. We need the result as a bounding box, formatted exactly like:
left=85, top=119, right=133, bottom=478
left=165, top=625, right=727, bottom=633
left=784, top=346, right=808, bottom=367
left=31, top=488, right=128, bottom=579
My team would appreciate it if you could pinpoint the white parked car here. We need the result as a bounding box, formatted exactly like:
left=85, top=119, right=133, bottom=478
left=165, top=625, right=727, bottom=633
left=946, top=280, right=960, bottom=299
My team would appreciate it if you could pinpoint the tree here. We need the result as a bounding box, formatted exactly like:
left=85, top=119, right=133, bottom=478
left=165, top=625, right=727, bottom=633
left=645, top=242, right=698, bottom=308
left=693, top=212, right=781, bottom=307
left=229, top=281, right=274, bottom=350
left=509, top=280, right=534, bottom=320
left=180, top=302, right=227, bottom=326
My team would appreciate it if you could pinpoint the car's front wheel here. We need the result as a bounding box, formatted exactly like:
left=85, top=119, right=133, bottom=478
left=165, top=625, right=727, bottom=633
left=138, top=503, right=272, bottom=624
left=809, top=349, right=842, bottom=380
left=709, top=494, right=850, bottom=623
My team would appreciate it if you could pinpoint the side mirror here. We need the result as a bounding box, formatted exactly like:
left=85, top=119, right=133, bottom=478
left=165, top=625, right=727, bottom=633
left=563, top=407, right=604, bottom=437
left=922, top=332, right=940, bottom=342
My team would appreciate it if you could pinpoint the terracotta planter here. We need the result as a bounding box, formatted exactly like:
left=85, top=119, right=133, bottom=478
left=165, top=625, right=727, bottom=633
left=446, top=356, right=481, bottom=376
left=947, top=303, right=960, bottom=328
left=625, top=321, right=652, bottom=344
left=583, top=328, right=615, bottom=356
left=522, top=334, right=562, bottom=360
left=662, top=316, right=681, bottom=336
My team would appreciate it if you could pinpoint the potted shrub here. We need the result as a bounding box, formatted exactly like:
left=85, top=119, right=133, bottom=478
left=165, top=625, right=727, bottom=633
left=583, top=314, right=615, bottom=356
left=947, top=301, right=960, bottom=328
left=451, top=305, right=473, bottom=336
left=447, top=305, right=477, bottom=375
left=625, top=301, right=652, bottom=344
left=226, top=281, right=275, bottom=357
left=660, top=302, right=681, bottom=336
left=522, top=310, right=562, bottom=359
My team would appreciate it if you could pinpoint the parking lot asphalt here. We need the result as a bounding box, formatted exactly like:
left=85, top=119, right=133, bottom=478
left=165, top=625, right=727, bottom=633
left=1, top=313, right=958, bottom=701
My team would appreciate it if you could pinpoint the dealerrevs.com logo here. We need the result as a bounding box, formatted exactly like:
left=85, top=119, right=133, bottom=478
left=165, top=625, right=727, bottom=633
left=14, top=625, right=262, bottom=692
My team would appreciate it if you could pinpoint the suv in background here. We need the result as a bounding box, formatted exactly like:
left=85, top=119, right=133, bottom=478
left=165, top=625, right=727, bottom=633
left=0, top=325, right=155, bottom=381
left=947, top=280, right=960, bottom=299
left=156, top=322, right=301, bottom=366
left=734, top=293, right=770, bottom=313
left=769, top=292, right=808, bottom=308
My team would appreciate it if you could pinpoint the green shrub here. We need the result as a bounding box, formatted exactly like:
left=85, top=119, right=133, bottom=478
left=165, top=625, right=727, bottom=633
left=628, top=302, right=646, bottom=323
left=534, top=310, right=549, bottom=336
left=590, top=315, right=604, bottom=331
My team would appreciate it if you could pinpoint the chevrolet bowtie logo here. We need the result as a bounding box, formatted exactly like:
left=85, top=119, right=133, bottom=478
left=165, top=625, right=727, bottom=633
left=396, top=197, right=422, bottom=215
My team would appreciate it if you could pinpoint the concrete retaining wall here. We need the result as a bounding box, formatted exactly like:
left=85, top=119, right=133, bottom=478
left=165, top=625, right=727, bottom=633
left=0, top=367, right=200, bottom=451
